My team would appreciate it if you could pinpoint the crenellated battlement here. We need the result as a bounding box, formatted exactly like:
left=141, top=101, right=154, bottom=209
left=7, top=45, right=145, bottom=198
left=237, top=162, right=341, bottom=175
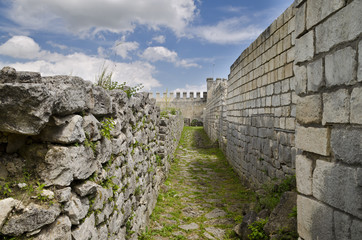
left=150, top=91, right=207, bottom=101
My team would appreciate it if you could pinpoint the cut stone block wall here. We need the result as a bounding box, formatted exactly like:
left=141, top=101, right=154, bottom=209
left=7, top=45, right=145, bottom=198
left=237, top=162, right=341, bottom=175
left=204, top=0, right=362, bottom=238
left=204, top=78, right=228, bottom=152
left=224, top=3, right=297, bottom=187
left=0, top=67, right=183, bottom=240
left=151, top=92, right=207, bottom=124
left=294, top=0, right=362, bottom=239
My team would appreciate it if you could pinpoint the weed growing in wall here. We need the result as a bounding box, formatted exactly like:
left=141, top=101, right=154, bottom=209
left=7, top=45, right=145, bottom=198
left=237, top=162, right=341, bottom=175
left=248, top=218, right=269, bottom=240
left=95, top=66, right=143, bottom=98
left=100, top=117, right=115, bottom=140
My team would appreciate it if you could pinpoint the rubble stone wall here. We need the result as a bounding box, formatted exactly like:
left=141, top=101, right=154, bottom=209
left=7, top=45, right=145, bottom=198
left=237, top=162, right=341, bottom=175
left=0, top=67, right=183, bottom=240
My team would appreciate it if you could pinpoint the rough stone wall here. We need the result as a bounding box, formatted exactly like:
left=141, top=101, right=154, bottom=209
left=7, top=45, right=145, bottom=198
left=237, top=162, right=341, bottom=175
left=293, top=0, right=362, bottom=239
left=203, top=78, right=228, bottom=152
left=152, top=92, right=207, bottom=123
left=0, top=67, right=183, bottom=240
left=225, top=4, right=297, bottom=187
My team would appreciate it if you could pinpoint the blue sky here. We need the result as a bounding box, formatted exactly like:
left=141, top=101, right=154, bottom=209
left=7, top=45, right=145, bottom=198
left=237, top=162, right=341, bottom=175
left=0, top=0, right=293, bottom=94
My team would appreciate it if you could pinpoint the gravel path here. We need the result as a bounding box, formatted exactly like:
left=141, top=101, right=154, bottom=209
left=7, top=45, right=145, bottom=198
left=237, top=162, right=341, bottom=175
left=140, top=127, right=254, bottom=240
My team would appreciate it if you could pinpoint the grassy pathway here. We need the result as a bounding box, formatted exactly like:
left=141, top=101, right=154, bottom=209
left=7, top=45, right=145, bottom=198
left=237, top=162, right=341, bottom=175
left=140, top=127, right=255, bottom=240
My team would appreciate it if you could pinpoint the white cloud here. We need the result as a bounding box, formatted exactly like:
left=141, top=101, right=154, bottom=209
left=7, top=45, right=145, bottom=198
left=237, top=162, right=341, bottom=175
left=189, top=17, right=262, bottom=44
left=46, top=41, right=68, bottom=50
left=152, top=35, right=166, bottom=44
left=141, top=46, right=200, bottom=68
left=6, top=0, right=197, bottom=36
left=0, top=36, right=41, bottom=59
left=113, top=40, right=139, bottom=59
left=0, top=36, right=161, bottom=90
left=141, top=46, right=178, bottom=63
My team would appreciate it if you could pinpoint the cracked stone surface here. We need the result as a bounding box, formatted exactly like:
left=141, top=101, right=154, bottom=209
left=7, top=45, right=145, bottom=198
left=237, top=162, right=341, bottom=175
left=144, top=127, right=254, bottom=239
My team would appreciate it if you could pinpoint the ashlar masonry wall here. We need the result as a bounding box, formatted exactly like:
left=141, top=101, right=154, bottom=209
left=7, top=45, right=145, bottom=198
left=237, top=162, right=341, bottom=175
left=224, top=3, right=297, bottom=187
left=0, top=67, right=183, bottom=240
left=152, top=92, right=207, bottom=124
left=294, top=0, right=362, bottom=239
left=204, top=0, right=362, bottom=239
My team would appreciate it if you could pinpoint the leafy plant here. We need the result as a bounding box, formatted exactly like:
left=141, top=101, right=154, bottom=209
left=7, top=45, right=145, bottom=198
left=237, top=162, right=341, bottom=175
left=100, top=117, right=115, bottom=140
left=288, top=206, right=297, bottom=218
left=248, top=218, right=269, bottom=240
left=2, top=182, right=12, bottom=197
left=95, top=66, right=143, bottom=98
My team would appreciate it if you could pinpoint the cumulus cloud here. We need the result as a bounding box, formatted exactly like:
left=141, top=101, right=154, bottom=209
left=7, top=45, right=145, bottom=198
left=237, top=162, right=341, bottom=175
left=189, top=17, right=262, bottom=44
left=6, top=0, right=197, bottom=36
left=141, top=46, right=177, bottom=62
left=0, top=36, right=161, bottom=90
left=0, top=36, right=41, bottom=59
left=141, top=46, right=200, bottom=68
left=113, top=40, right=139, bottom=59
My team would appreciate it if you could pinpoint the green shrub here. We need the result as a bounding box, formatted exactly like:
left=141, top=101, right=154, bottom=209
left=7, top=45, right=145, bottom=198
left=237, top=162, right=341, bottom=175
left=248, top=218, right=269, bottom=240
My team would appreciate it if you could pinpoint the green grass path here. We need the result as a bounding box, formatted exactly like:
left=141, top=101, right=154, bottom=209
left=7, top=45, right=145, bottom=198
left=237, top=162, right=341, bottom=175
left=140, top=127, right=255, bottom=240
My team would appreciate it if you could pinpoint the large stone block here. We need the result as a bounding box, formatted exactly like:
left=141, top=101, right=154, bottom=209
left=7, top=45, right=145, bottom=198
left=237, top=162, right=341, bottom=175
left=293, top=65, right=307, bottom=95
left=313, top=160, right=362, bottom=218
left=295, top=2, right=306, bottom=37
left=295, top=126, right=330, bottom=156
left=0, top=83, right=55, bottom=135
left=359, top=41, right=362, bottom=82
left=331, top=127, right=362, bottom=164
left=306, top=0, right=345, bottom=29
left=325, top=46, right=356, bottom=87
left=33, top=215, right=72, bottom=240
left=322, top=89, right=350, bottom=125
left=315, top=0, right=362, bottom=53
left=334, top=211, right=352, bottom=240
left=296, top=154, right=313, bottom=195
left=295, top=30, right=314, bottom=63
left=297, top=195, right=334, bottom=240
left=43, top=75, right=89, bottom=116
left=307, top=58, right=324, bottom=92
left=350, top=87, right=362, bottom=124
left=351, top=219, right=362, bottom=240
left=38, top=145, right=97, bottom=186
left=1, top=203, right=61, bottom=236
left=39, top=115, right=85, bottom=144
left=296, top=94, right=322, bottom=124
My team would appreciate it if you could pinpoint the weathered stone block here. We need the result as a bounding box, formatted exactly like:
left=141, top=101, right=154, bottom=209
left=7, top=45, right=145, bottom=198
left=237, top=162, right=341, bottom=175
left=0, top=198, right=17, bottom=229
left=334, top=211, right=352, bottom=240
left=38, top=145, right=96, bottom=186
left=293, top=65, right=307, bottom=95
left=33, top=215, right=72, bottom=240
left=313, top=160, right=362, bottom=218
left=71, top=213, right=98, bottom=240
left=322, top=89, right=350, bottom=125
left=297, top=195, right=333, bottom=240
left=1, top=203, right=61, bottom=236
left=39, top=115, right=86, bottom=144
left=296, top=155, right=313, bottom=195
left=296, top=94, right=322, bottom=124
left=359, top=41, right=362, bottom=82
left=307, top=58, right=324, bottom=92
left=306, top=0, right=345, bottom=30
left=295, top=2, right=306, bottom=37
left=0, top=83, right=55, bottom=135
left=315, top=0, right=362, bottom=53
left=331, top=127, right=362, bottom=164
left=295, top=30, right=314, bottom=63
left=82, top=114, right=101, bottom=141
left=295, top=126, right=330, bottom=156
left=350, top=87, right=362, bottom=124
left=325, top=46, right=356, bottom=87
left=351, top=219, right=362, bottom=240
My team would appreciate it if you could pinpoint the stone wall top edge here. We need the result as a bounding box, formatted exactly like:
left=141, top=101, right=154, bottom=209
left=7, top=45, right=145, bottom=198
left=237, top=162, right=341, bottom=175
left=230, top=1, right=296, bottom=73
